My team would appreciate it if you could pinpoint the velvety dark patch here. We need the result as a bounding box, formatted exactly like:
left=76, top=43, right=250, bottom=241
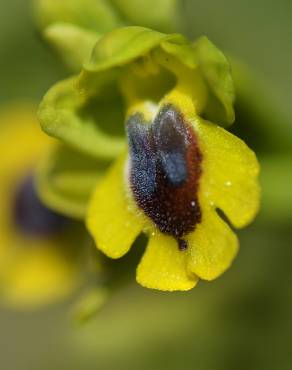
left=127, top=104, right=202, bottom=250
left=13, top=176, right=68, bottom=238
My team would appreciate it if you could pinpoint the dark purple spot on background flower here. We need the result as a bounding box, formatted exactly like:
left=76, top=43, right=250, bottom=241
left=13, top=176, right=68, bottom=238
left=127, top=105, right=202, bottom=250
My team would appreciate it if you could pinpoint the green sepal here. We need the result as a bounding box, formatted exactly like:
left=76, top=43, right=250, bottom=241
left=44, top=23, right=100, bottom=72
left=33, top=0, right=122, bottom=34
left=194, top=36, right=235, bottom=127
left=35, top=143, right=110, bottom=219
left=110, top=0, right=181, bottom=33
left=83, top=26, right=184, bottom=72
left=79, top=26, right=185, bottom=97
left=38, top=76, right=126, bottom=160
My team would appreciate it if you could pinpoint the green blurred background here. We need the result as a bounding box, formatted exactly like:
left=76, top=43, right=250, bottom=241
left=0, top=1, right=291, bottom=369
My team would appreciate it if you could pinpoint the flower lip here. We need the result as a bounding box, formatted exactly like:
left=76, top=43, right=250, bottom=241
left=127, top=104, right=202, bottom=250
left=13, top=175, right=68, bottom=239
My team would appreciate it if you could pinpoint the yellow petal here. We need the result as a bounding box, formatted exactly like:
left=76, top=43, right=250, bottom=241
left=187, top=208, right=239, bottom=280
left=137, top=232, right=198, bottom=291
left=87, top=153, right=144, bottom=258
left=195, top=117, right=260, bottom=228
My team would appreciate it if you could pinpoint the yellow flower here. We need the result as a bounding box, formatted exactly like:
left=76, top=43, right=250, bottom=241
left=0, top=104, right=83, bottom=308
left=87, top=87, right=260, bottom=292
left=38, top=26, right=260, bottom=292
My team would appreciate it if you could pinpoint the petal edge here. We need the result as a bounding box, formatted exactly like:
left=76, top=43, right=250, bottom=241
left=86, top=154, right=144, bottom=259
left=187, top=209, right=239, bottom=281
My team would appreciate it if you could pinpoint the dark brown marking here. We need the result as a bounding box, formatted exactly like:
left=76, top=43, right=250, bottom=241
left=127, top=104, right=202, bottom=250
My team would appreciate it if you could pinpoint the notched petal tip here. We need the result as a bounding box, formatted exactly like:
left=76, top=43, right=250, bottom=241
left=137, top=233, right=199, bottom=291
left=187, top=209, right=239, bottom=281
left=195, top=116, right=260, bottom=229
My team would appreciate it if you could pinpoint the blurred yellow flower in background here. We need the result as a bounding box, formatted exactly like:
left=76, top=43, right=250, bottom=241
left=0, top=104, right=83, bottom=309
